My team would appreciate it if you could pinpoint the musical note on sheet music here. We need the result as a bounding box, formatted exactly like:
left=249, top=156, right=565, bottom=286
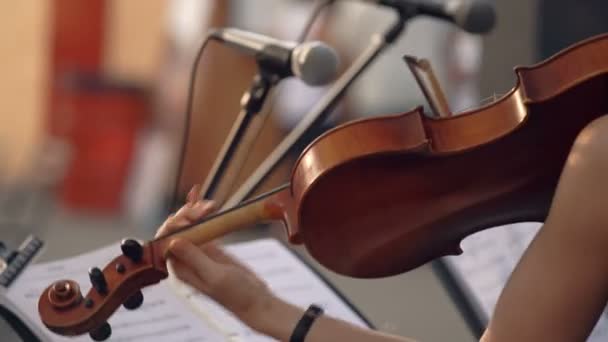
left=442, top=222, right=608, bottom=341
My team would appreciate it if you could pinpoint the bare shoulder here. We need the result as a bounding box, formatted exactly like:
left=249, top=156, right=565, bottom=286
left=570, top=115, right=608, bottom=169
left=576, top=115, right=608, bottom=148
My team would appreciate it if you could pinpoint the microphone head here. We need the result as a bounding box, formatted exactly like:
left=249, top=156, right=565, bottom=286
left=291, top=41, right=340, bottom=86
left=448, top=0, right=496, bottom=34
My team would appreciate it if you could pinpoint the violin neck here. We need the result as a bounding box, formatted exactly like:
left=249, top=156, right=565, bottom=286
left=156, top=184, right=290, bottom=249
left=173, top=199, right=270, bottom=245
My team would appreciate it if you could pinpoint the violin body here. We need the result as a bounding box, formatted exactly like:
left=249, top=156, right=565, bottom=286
left=288, top=33, right=608, bottom=277
left=37, top=33, right=608, bottom=338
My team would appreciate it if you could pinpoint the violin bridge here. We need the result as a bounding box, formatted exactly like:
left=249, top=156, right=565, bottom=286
left=403, top=55, right=452, bottom=118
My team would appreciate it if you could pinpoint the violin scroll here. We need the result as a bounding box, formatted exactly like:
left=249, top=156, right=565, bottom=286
left=46, top=280, right=82, bottom=310
left=38, top=239, right=169, bottom=340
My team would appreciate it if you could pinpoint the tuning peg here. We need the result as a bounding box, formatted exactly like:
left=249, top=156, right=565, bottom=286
left=123, top=290, right=144, bottom=310
left=88, top=267, right=107, bottom=294
left=121, top=239, right=143, bottom=262
left=89, top=322, right=111, bottom=341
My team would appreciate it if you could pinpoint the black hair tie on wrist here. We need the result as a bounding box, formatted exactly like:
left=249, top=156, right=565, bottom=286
left=289, top=304, right=324, bottom=342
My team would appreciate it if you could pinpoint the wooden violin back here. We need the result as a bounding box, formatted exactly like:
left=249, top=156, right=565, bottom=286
left=289, top=33, right=608, bottom=278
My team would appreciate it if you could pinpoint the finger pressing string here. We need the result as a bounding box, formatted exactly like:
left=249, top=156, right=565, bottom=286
left=156, top=215, right=188, bottom=238
left=182, top=201, right=216, bottom=222
left=156, top=183, right=207, bottom=237
left=156, top=201, right=216, bottom=238
left=174, top=199, right=215, bottom=221
left=187, top=184, right=202, bottom=207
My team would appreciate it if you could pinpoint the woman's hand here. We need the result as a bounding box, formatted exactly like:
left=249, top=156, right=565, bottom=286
left=154, top=197, right=276, bottom=328
left=154, top=188, right=417, bottom=342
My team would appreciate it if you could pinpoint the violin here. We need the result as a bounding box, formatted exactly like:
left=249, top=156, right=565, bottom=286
left=38, top=32, right=608, bottom=339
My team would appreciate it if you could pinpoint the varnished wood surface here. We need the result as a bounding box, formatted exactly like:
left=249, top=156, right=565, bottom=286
left=290, top=33, right=608, bottom=277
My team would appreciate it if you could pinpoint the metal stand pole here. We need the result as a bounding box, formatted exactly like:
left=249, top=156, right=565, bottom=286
left=223, top=13, right=410, bottom=209
left=200, top=74, right=273, bottom=200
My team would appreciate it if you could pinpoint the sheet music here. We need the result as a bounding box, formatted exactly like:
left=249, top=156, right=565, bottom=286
left=6, top=242, right=225, bottom=342
left=5, top=238, right=367, bottom=341
left=442, top=222, right=608, bottom=341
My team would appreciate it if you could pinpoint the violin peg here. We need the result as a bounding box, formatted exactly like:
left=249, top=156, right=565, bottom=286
left=89, top=322, right=111, bottom=341
left=88, top=267, right=107, bottom=294
left=120, top=239, right=143, bottom=263
left=122, top=290, right=144, bottom=310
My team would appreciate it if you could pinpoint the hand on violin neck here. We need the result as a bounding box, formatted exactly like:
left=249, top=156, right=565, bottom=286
left=155, top=199, right=216, bottom=239
left=153, top=192, right=276, bottom=329
left=153, top=187, right=418, bottom=342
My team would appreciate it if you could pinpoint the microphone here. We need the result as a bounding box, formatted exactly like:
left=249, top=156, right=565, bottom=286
left=210, top=28, right=340, bottom=86
left=367, top=0, right=496, bottom=34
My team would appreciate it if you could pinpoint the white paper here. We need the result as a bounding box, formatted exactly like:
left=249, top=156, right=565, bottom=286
left=4, top=238, right=368, bottom=341
left=442, top=222, right=608, bottom=341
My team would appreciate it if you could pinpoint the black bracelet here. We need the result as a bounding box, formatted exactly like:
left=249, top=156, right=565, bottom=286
left=289, top=304, right=324, bottom=342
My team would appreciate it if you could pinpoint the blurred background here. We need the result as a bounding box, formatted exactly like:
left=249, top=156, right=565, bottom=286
left=1, top=0, right=607, bottom=341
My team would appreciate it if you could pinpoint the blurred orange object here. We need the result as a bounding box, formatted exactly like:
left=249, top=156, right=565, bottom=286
left=56, top=75, right=148, bottom=213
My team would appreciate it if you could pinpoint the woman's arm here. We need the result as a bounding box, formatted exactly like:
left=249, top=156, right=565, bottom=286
left=482, top=115, right=608, bottom=341
left=158, top=200, right=416, bottom=341
left=246, top=291, right=415, bottom=342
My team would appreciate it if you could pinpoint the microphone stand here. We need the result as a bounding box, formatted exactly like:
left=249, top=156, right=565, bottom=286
left=199, top=72, right=274, bottom=201
left=222, top=9, right=411, bottom=209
